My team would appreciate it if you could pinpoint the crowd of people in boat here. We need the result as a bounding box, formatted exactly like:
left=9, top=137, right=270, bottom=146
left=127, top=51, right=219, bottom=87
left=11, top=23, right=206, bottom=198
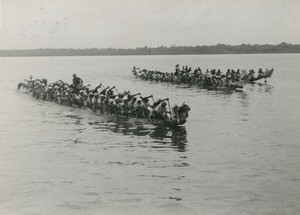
left=132, top=65, right=273, bottom=89
left=18, top=74, right=190, bottom=124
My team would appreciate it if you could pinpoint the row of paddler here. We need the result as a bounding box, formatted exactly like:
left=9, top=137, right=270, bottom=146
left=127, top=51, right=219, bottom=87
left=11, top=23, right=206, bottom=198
left=18, top=76, right=190, bottom=125
left=132, top=65, right=273, bottom=90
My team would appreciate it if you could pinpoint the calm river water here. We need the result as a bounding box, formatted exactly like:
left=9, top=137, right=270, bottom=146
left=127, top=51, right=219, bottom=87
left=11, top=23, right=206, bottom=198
left=0, top=54, right=299, bottom=215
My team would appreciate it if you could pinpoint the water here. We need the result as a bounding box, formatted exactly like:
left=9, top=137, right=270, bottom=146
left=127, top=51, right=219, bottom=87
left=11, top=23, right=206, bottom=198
left=0, top=54, right=299, bottom=215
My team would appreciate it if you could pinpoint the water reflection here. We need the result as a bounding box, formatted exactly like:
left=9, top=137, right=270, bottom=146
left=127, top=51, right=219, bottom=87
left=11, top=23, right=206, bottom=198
left=238, top=92, right=250, bottom=108
left=88, top=117, right=188, bottom=151
left=40, top=103, right=188, bottom=151
left=257, top=83, right=274, bottom=93
left=248, top=82, right=274, bottom=94
left=149, top=125, right=187, bottom=152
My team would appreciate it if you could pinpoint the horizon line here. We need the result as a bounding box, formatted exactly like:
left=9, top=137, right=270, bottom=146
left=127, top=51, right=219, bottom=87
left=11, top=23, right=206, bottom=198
left=1, top=42, right=299, bottom=51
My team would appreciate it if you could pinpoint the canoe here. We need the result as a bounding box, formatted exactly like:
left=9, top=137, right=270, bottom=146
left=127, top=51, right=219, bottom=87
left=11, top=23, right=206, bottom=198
left=243, top=68, right=274, bottom=83
left=17, top=81, right=190, bottom=128
left=132, top=70, right=244, bottom=92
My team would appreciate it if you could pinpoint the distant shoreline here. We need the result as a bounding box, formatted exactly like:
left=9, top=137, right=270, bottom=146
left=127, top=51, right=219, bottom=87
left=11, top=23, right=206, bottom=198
left=1, top=43, right=299, bottom=57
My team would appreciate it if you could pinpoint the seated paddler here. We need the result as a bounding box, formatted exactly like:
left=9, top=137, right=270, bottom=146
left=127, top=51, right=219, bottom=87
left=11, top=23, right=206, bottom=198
left=113, top=96, right=123, bottom=116
left=258, top=68, right=264, bottom=77
left=133, top=98, right=146, bottom=118
left=149, top=100, right=169, bottom=121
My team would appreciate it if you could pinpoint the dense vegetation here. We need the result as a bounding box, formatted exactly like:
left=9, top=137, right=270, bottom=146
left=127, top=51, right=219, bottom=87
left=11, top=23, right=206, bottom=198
left=1, top=43, right=299, bottom=57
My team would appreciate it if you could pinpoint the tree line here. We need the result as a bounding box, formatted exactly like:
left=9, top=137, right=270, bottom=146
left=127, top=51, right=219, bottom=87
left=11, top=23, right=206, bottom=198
left=0, top=43, right=299, bottom=57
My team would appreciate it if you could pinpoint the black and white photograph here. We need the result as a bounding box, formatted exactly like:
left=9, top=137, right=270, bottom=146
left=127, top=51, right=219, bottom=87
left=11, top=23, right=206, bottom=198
left=0, top=0, right=299, bottom=214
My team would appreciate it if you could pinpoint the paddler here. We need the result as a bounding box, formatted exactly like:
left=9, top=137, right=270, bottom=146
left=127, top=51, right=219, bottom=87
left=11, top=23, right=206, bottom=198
left=113, top=96, right=123, bottom=116
left=133, top=98, right=146, bottom=118
left=258, top=68, right=264, bottom=77
left=121, top=96, right=129, bottom=118
left=149, top=100, right=168, bottom=121
left=72, top=74, right=83, bottom=92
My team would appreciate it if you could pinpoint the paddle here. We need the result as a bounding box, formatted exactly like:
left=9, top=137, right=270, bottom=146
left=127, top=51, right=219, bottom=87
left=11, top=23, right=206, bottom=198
left=166, top=98, right=172, bottom=116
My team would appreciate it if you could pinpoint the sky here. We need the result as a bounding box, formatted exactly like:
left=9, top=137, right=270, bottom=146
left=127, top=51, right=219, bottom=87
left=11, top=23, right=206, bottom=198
left=0, top=0, right=299, bottom=50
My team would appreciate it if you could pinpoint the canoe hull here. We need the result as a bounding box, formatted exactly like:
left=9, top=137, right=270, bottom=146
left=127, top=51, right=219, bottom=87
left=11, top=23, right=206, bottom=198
left=133, top=72, right=243, bottom=92
left=246, top=68, right=274, bottom=83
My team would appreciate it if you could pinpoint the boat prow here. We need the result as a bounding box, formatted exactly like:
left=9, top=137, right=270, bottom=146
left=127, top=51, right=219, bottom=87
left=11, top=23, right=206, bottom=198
left=249, top=68, right=274, bottom=83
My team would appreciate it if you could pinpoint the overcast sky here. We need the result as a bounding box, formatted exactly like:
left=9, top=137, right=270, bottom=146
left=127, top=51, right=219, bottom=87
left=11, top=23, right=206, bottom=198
left=0, top=0, right=299, bottom=50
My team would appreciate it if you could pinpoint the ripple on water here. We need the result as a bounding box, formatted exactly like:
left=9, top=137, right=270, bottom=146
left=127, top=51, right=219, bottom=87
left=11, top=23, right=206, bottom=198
left=1, top=54, right=300, bottom=214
